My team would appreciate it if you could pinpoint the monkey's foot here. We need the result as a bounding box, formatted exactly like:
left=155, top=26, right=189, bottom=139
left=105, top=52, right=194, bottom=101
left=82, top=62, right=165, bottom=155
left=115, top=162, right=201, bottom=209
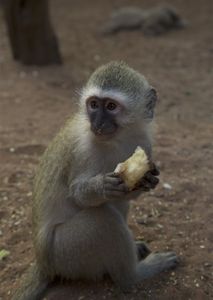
left=143, top=251, right=179, bottom=273
left=136, top=241, right=151, bottom=260
left=136, top=251, right=179, bottom=282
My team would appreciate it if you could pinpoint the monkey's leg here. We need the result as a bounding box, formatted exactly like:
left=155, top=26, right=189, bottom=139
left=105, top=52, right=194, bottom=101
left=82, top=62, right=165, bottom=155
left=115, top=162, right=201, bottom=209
left=51, top=206, right=178, bottom=291
left=51, top=205, right=138, bottom=290
left=110, top=202, right=150, bottom=261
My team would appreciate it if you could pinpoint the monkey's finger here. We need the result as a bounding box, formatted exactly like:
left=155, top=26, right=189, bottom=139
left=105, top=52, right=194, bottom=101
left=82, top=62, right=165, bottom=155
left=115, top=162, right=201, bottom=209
left=106, top=183, right=128, bottom=193
left=139, top=178, right=155, bottom=189
left=107, top=172, right=122, bottom=179
left=105, top=176, right=123, bottom=185
left=144, top=173, right=159, bottom=186
left=149, top=163, right=160, bottom=176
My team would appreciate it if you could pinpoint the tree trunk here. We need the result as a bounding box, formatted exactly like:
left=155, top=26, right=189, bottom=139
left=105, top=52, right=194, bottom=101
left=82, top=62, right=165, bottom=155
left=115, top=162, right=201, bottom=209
left=4, top=0, right=62, bottom=65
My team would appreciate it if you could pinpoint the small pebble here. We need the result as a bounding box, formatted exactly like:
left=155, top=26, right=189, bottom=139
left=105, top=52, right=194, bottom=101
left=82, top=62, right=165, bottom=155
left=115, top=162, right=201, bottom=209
left=163, top=183, right=172, bottom=190
left=157, top=223, right=164, bottom=229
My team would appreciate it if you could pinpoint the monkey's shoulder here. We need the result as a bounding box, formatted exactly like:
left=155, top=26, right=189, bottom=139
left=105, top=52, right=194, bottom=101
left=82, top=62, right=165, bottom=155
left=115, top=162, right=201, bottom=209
left=34, top=127, right=73, bottom=182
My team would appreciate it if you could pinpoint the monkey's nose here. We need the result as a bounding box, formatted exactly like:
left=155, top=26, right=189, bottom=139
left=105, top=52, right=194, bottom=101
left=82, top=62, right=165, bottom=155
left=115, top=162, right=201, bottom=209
left=92, top=122, right=105, bottom=135
left=91, top=125, right=103, bottom=135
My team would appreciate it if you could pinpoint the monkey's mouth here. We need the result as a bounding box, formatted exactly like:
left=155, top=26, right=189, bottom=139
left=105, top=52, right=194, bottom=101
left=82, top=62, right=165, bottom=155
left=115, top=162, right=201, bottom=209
left=91, top=127, right=117, bottom=139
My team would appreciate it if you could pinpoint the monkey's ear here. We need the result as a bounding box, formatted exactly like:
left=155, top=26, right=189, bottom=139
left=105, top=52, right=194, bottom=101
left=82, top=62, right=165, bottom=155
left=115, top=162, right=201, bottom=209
left=144, top=88, right=158, bottom=120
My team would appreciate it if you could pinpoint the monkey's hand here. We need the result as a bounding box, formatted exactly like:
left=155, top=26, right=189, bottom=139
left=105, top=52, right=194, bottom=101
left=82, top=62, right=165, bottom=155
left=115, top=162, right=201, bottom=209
left=103, top=172, right=129, bottom=200
left=135, top=164, right=160, bottom=191
left=125, top=164, right=160, bottom=200
left=69, top=173, right=128, bottom=208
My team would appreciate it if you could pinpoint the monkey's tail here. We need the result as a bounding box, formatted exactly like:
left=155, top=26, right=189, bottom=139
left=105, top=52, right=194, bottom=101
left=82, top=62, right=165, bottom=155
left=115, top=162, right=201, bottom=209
left=12, top=264, right=51, bottom=300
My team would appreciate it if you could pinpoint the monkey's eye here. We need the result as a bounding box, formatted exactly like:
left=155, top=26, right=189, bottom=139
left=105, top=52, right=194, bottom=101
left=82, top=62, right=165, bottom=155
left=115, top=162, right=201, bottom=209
left=106, top=102, right=117, bottom=111
left=90, top=100, right=99, bottom=109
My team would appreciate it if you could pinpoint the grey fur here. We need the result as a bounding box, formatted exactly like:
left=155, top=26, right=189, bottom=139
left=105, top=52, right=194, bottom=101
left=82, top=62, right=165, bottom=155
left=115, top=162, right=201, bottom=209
left=86, top=61, right=149, bottom=98
left=13, top=62, right=178, bottom=300
left=84, top=61, right=155, bottom=122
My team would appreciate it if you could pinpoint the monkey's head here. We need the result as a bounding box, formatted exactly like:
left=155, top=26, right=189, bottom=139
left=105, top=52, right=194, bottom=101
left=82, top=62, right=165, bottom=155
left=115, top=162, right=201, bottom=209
left=80, top=61, right=157, bottom=139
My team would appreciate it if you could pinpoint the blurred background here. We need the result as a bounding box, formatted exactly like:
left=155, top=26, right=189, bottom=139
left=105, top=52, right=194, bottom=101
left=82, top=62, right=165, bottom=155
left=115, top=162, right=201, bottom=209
left=0, top=0, right=212, bottom=299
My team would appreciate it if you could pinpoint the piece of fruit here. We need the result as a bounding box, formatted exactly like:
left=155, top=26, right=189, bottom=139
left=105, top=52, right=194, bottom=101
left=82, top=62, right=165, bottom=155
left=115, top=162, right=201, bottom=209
left=114, top=146, right=150, bottom=190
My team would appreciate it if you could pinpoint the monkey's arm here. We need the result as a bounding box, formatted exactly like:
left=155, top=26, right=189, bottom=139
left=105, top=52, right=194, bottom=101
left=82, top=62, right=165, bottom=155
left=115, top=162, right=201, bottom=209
left=68, top=173, right=128, bottom=208
left=69, top=166, right=159, bottom=207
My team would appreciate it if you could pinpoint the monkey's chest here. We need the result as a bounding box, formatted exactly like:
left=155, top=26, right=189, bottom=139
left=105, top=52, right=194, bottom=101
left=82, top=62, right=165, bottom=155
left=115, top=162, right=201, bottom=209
left=85, top=148, right=134, bottom=175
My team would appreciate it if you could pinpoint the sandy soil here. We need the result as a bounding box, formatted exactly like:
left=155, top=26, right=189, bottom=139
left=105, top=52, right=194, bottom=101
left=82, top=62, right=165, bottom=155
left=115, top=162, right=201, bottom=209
left=0, top=0, right=212, bottom=299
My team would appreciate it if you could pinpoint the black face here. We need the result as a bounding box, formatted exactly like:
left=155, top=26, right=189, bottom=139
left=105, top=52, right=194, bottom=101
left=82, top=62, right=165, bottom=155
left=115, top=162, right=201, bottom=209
left=86, top=96, right=122, bottom=137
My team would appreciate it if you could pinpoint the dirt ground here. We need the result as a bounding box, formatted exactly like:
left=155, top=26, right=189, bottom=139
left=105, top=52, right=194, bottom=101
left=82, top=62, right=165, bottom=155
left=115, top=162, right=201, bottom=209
left=0, top=0, right=212, bottom=299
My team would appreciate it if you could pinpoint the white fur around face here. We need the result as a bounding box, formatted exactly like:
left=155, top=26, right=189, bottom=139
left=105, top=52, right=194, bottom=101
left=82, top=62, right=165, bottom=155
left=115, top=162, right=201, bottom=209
left=80, top=86, right=129, bottom=106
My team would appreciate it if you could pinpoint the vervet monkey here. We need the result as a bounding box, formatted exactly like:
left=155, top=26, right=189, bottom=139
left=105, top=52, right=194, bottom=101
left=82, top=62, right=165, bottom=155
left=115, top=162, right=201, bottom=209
left=13, top=61, right=178, bottom=300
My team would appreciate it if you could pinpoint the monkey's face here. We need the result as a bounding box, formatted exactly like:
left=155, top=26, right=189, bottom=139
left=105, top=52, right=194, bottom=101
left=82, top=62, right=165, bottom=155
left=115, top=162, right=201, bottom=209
left=86, top=96, right=123, bottom=138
